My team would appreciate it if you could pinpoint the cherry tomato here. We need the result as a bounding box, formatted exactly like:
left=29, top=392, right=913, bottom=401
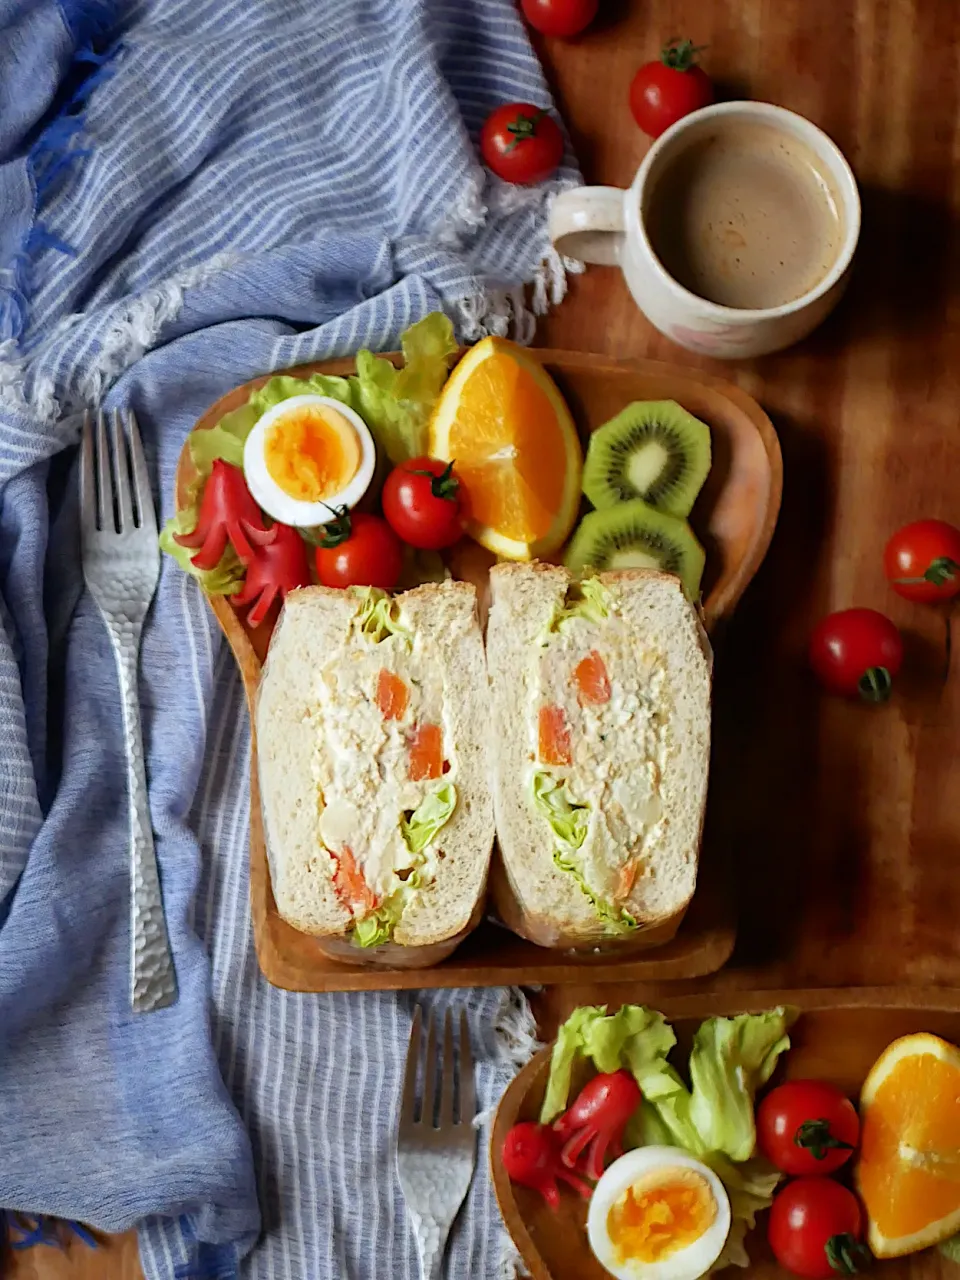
left=480, top=103, right=564, bottom=185
left=382, top=458, right=464, bottom=550
left=314, top=509, right=402, bottom=590
left=521, top=0, right=597, bottom=37
left=768, top=1178, right=868, bottom=1280
left=884, top=519, right=960, bottom=604
left=758, top=1081, right=860, bottom=1177
left=808, top=608, right=903, bottom=703
left=629, top=39, right=714, bottom=139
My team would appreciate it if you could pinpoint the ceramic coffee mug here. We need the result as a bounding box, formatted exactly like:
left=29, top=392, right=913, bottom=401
left=549, top=101, right=861, bottom=360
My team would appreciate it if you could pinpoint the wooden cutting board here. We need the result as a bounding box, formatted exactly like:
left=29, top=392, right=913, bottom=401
left=176, top=351, right=781, bottom=991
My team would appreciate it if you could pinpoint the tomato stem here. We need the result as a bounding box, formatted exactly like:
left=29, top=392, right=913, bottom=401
left=409, top=459, right=459, bottom=501
left=894, top=556, right=960, bottom=588
left=316, top=503, right=352, bottom=549
left=660, top=37, right=706, bottom=71
left=505, top=108, right=546, bottom=152
left=825, top=1233, right=870, bottom=1275
left=794, top=1119, right=854, bottom=1160
left=857, top=666, right=893, bottom=703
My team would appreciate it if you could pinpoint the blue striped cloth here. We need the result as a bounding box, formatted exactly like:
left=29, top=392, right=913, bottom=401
left=0, top=0, right=574, bottom=1274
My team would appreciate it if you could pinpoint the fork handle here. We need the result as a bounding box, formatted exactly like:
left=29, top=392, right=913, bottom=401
left=410, top=1213, right=448, bottom=1280
left=113, top=635, right=177, bottom=1012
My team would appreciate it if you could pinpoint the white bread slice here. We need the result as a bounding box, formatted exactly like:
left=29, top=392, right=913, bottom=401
left=486, top=562, right=712, bottom=951
left=255, top=580, right=494, bottom=965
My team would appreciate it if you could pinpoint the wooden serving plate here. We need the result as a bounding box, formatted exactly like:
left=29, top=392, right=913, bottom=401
left=175, top=349, right=782, bottom=992
left=492, top=988, right=960, bottom=1280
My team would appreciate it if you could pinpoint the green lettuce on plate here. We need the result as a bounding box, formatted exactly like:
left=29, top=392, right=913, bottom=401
left=540, top=1003, right=797, bottom=1270
left=158, top=509, right=245, bottom=595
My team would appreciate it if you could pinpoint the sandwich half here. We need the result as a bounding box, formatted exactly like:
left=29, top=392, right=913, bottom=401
left=255, top=580, right=494, bottom=966
left=486, top=562, right=712, bottom=951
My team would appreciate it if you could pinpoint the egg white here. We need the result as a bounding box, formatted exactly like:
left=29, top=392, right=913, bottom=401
left=587, top=1147, right=731, bottom=1280
left=243, top=395, right=376, bottom=528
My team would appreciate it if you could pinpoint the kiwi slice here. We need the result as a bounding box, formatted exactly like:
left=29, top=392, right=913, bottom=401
left=582, top=400, right=711, bottom=518
left=565, top=499, right=706, bottom=600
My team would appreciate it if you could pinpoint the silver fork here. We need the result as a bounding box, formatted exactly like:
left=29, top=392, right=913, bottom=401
left=80, top=409, right=177, bottom=1013
left=397, top=1007, right=477, bottom=1280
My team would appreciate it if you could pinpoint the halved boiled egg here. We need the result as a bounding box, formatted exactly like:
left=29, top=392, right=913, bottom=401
left=243, top=395, right=375, bottom=527
left=587, top=1147, right=731, bottom=1280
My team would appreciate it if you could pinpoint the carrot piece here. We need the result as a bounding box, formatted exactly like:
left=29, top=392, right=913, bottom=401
left=616, top=858, right=640, bottom=902
left=332, top=846, right=378, bottom=915
left=574, top=650, right=611, bottom=706
left=376, top=669, right=409, bottom=720
left=409, top=723, right=443, bottom=781
left=538, top=704, right=572, bottom=767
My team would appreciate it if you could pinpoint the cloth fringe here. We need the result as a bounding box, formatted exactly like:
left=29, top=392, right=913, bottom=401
left=0, top=1, right=123, bottom=347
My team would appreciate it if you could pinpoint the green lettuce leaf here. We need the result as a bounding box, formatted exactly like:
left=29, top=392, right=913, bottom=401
left=687, top=1010, right=795, bottom=1162
left=401, top=782, right=457, bottom=855
left=941, top=1235, right=960, bottom=1263
left=704, top=1154, right=783, bottom=1272
left=349, top=312, right=457, bottom=464
left=249, top=373, right=354, bottom=416
left=552, top=849, right=639, bottom=935
left=158, top=509, right=245, bottom=595
left=352, top=587, right=413, bottom=646
left=540, top=1005, right=676, bottom=1123
left=540, top=577, right=611, bottom=640
left=531, top=771, right=589, bottom=849
left=530, top=770, right=636, bottom=935
left=352, top=881, right=416, bottom=948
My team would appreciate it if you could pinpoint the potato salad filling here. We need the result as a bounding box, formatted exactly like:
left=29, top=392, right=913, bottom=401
left=527, top=582, right=669, bottom=929
left=310, top=594, right=457, bottom=946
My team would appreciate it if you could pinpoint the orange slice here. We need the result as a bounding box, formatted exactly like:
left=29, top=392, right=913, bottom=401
left=429, top=337, right=583, bottom=560
left=856, top=1032, right=960, bottom=1257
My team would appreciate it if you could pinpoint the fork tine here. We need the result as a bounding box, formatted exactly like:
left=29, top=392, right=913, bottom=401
left=400, top=1005, right=423, bottom=1125
left=421, top=1008, right=438, bottom=1127
left=95, top=410, right=112, bottom=531
left=110, top=410, right=134, bottom=533
left=458, top=1011, right=475, bottom=1124
left=80, top=412, right=96, bottom=532
left=439, top=1010, right=456, bottom=1127
left=125, top=409, right=156, bottom=530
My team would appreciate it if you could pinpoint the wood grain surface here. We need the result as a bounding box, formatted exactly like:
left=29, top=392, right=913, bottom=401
left=17, top=0, right=960, bottom=1275
left=535, top=0, right=960, bottom=992
left=180, top=352, right=781, bottom=993
left=493, top=991, right=960, bottom=1280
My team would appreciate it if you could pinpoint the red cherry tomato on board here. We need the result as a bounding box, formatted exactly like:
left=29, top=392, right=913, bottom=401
left=480, top=103, right=564, bottom=185
left=382, top=458, right=464, bottom=550
left=521, top=0, right=597, bottom=37
left=757, top=1080, right=860, bottom=1177
left=883, top=519, right=960, bottom=604
left=314, top=509, right=402, bottom=591
left=808, top=608, right=903, bottom=703
left=629, top=39, right=714, bottom=139
left=768, top=1178, right=868, bottom=1280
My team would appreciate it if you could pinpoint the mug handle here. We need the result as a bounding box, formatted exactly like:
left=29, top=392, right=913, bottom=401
left=549, top=186, right=627, bottom=265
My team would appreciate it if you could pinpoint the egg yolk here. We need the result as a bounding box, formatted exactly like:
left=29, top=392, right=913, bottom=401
left=264, top=406, right=360, bottom=502
left=607, top=1168, right=717, bottom=1265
